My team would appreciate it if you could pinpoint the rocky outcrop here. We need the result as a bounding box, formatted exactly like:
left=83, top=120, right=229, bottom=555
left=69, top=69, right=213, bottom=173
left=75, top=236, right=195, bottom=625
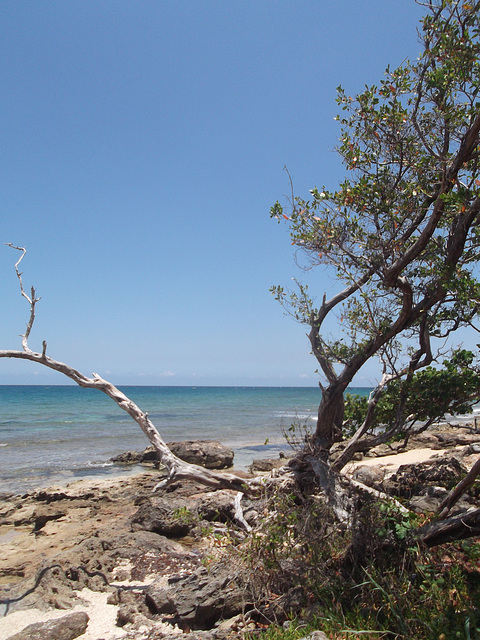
left=5, top=612, right=89, bottom=640
left=385, top=456, right=468, bottom=499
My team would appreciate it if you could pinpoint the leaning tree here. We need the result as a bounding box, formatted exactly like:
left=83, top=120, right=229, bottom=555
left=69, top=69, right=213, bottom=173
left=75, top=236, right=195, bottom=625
left=271, top=0, right=480, bottom=478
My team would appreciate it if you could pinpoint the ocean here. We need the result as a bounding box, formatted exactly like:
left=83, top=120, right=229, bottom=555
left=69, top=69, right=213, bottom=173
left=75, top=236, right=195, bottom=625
left=0, top=385, right=371, bottom=494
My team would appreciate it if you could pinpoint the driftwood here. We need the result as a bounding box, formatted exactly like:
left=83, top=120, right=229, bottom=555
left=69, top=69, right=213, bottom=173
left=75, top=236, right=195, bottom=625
left=438, top=456, right=480, bottom=519
left=419, top=507, right=480, bottom=547
left=0, top=245, right=249, bottom=495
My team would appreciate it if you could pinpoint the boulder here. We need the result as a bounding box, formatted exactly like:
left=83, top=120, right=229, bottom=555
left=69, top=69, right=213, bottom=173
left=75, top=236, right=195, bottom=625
left=352, top=465, right=385, bottom=488
left=167, top=441, right=234, bottom=469
left=111, top=440, right=234, bottom=469
left=5, top=612, right=89, bottom=640
left=145, top=561, right=247, bottom=629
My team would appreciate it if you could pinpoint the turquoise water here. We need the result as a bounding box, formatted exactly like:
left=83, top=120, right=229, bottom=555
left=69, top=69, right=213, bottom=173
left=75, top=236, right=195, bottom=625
left=0, top=385, right=370, bottom=494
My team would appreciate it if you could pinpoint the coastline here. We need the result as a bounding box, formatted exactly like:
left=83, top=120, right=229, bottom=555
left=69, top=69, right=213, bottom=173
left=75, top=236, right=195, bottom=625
left=0, top=422, right=478, bottom=640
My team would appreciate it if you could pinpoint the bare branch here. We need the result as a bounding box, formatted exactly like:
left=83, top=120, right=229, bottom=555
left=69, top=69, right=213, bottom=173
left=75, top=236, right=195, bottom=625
left=1, top=246, right=252, bottom=498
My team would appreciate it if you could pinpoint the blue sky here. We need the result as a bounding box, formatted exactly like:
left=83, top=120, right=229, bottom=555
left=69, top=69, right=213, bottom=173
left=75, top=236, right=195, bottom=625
left=0, top=1, right=425, bottom=386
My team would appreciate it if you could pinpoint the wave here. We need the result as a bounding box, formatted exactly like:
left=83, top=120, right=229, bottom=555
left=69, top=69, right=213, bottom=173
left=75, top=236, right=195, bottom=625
left=274, top=411, right=316, bottom=421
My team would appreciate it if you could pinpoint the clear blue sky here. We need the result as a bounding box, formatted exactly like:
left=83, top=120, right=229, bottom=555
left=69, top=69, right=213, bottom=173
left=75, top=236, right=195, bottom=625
left=0, top=1, right=425, bottom=386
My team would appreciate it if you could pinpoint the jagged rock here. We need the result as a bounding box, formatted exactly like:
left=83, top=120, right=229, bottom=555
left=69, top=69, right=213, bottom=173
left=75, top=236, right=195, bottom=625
left=107, top=530, right=187, bottom=558
left=409, top=485, right=473, bottom=514
left=33, top=508, right=66, bottom=532
left=197, top=490, right=243, bottom=522
left=131, top=496, right=198, bottom=537
left=131, top=489, right=253, bottom=537
left=168, top=441, right=234, bottom=469
left=145, top=561, right=247, bottom=630
left=110, top=447, right=158, bottom=465
left=5, top=612, right=89, bottom=640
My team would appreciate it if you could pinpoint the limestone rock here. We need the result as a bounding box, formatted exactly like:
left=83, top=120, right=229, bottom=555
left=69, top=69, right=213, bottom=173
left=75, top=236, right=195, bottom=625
left=249, top=456, right=287, bottom=473
left=385, top=457, right=467, bottom=498
left=131, top=496, right=198, bottom=537
left=131, top=489, right=253, bottom=536
left=5, top=612, right=89, bottom=640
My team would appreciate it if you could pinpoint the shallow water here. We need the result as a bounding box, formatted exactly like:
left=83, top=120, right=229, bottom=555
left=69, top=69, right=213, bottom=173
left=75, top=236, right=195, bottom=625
left=1, top=385, right=371, bottom=494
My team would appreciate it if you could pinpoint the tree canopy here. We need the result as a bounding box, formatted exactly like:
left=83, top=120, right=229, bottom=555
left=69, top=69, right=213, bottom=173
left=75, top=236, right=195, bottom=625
left=271, top=0, right=480, bottom=469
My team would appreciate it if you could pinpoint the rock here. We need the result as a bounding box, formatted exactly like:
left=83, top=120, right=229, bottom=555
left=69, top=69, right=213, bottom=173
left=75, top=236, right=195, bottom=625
left=409, top=485, right=473, bottom=514
left=197, top=490, right=242, bottom=522
left=249, top=457, right=287, bottom=473
left=131, top=489, right=252, bottom=537
left=409, top=486, right=449, bottom=513
left=145, top=561, right=247, bottom=630
left=297, top=632, right=329, bottom=640
left=5, top=612, right=89, bottom=640
left=131, top=496, right=198, bottom=537
left=106, top=530, right=187, bottom=557
left=33, top=508, right=66, bottom=532
left=111, top=440, right=234, bottom=469
left=466, top=443, right=480, bottom=454
left=145, top=584, right=177, bottom=614
left=352, top=465, right=385, bottom=487
left=213, top=613, right=244, bottom=638
left=110, top=447, right=157, bottom=465
left=168, top=441, right=234, bottom=469
left=385, top=457, right=467, bottom=498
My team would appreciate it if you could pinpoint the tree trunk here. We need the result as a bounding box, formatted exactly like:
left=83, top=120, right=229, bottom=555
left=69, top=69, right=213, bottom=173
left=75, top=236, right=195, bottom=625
left=313, top=382, right=345, bottom=450
left=418, top=508, right=480, bottom=547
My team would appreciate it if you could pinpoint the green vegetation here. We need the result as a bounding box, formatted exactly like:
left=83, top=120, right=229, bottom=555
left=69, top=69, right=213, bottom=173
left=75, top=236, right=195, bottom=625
left=342, top=349, right=480, bottom=441
left=240, top=483, right=480, bottom=639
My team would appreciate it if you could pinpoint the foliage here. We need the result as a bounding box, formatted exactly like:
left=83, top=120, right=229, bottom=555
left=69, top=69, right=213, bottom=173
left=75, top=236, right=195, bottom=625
left=271, top=0, right=480, bottom=465
left=240, top=483, right=480, bottom=639
left=343, top=348, right=480, bottom=439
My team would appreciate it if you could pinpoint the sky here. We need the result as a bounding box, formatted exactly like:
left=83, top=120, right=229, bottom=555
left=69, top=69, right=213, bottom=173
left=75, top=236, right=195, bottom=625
left=0, top=1, right=426, bottom=387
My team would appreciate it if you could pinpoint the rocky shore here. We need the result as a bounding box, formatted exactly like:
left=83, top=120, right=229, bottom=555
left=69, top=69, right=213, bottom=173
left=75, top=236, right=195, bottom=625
left=0, top=426, right=479, bottom=640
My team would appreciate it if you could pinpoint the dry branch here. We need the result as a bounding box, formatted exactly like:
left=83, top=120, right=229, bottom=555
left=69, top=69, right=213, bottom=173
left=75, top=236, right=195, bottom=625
left=1, top=245, right=251, bottom=498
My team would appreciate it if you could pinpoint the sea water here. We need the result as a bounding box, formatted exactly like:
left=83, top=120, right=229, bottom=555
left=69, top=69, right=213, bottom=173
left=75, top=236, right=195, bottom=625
left=0, top=385, right=318, bottom=493
left=0, top=385, right=372, bottom=494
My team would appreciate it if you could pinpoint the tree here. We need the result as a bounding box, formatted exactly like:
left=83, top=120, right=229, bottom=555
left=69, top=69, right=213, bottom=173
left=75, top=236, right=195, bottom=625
left=271, top=0, right=480, bottom=477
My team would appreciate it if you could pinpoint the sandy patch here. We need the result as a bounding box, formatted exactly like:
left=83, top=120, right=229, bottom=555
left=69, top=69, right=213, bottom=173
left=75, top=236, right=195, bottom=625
left=345, top=447, right=444, bottom=477
left=0, top=589, right=122, bottom=640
